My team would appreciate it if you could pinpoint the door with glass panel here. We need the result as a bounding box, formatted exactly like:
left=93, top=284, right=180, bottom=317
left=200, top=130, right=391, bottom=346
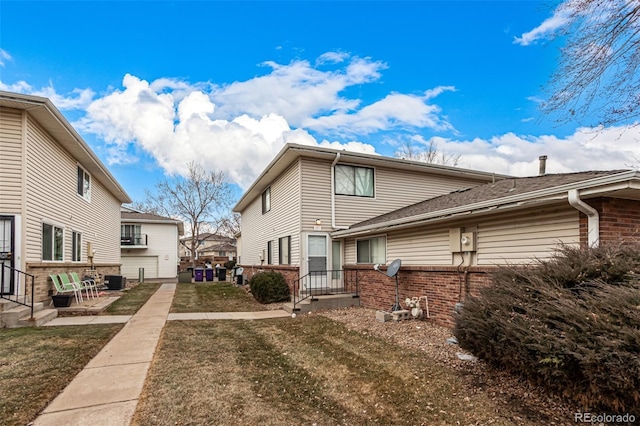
left=0, top=217, right=15, bottom=295
left=331, top=240, right=343, bottom=291
left=307, top=235, right=327, bottom=294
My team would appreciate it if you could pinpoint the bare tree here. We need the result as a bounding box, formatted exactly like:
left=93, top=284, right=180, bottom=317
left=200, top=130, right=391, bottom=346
left=141, top=162, right=234, bottom=268
left=217, top=212, right=241, bottom=237
left=542, top=0, right=640, bottom=126
left=394, top=140, right=461, bottom=166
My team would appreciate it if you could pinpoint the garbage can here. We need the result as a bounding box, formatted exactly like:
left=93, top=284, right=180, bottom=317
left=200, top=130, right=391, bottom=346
left=194, top=268, right=204, bottom=282
left=178, top=271, right=192, bottom=283
left=205, top=268, right=214, bottom=281
left=218, top=267, right=227, bottom=281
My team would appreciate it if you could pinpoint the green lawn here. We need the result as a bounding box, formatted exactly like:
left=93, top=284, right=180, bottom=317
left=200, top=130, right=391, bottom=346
left=104, top=282, right=161, bottom=315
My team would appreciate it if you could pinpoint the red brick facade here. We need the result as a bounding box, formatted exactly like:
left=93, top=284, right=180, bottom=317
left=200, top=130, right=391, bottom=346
left=580, top=198, right=640, bottom=245
left=240, top=265, right=300, bottom=294
left=345, top=264, right=494, bottom=328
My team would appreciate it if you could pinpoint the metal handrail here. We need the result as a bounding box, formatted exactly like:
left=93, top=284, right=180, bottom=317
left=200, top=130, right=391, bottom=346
left=1, top=264, right=35, bottom=319
left=292, top=269, right=359, bottom=310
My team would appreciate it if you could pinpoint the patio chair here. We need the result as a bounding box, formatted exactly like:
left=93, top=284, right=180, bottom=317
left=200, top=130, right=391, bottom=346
left=50, top=274, right=82, bottom=305
left=58, top=272, right=87, bottom=302
left=70, top=271, right=98, bottom=299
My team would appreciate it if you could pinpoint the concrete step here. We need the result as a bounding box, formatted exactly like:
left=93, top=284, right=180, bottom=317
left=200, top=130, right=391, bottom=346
left=16, top=308, right=58, bottom=327
left=283, top=294, right=360, bottom=314
left=0, top=301, right=45, bottom=328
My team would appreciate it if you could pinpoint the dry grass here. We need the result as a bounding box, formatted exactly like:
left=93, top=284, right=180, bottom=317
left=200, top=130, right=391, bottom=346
left=104, top=282, right=161, bottom=315
left=0, top=324, right=123, bottom=426
left=133, top=314, right=572, bottom=425
left=171, top=282, right=269, bottom=313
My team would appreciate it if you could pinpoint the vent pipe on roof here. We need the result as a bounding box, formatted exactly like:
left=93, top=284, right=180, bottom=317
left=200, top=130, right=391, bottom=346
left=539, top=155, right=548, bottom=175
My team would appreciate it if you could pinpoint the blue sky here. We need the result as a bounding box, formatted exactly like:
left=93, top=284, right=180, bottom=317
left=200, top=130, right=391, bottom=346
left=1, top=1, right=639, bottom=203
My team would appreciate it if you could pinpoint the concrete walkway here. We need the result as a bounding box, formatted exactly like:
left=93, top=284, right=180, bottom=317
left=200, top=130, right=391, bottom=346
left=34, top=284, right=291, bottom=426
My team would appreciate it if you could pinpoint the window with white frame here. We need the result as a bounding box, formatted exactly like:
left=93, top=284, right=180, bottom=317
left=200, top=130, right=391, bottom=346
left=42, top=223, right=64, bottom=261
left=335, top=164, right=374, bottom=197
left=72, top=231, right=82, bottom=262
left=279, top=236, right=291, bottom=265
left=77, top=165, right=91, bottom=201
left=262, top=187, right=271, bottom=214
left=356, top=236, right=386, bottom=264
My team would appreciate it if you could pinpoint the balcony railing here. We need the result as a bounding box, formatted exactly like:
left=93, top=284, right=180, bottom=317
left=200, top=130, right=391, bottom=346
left=121, top=234, right=148, bottom=246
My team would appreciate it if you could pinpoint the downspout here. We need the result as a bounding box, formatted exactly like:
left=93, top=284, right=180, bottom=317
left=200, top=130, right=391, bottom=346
left=568, top=189, right=599, bottom=247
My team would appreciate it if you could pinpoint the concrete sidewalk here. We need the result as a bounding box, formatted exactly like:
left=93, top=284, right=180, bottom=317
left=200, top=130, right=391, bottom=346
left=33, top=283, right=176, bottom=426
left=34, top=285, right=291, bottom=425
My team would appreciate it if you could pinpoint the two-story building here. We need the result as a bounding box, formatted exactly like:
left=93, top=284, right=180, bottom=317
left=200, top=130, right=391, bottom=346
left=0, top=91, right=131, bottom=304
left=120, top=207, right=184, bottom=280
left=233, top=143, right=505, bottom=287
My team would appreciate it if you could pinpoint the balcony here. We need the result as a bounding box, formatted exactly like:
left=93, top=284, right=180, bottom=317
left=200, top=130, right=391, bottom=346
left=121, top=234, right=148, bottom=248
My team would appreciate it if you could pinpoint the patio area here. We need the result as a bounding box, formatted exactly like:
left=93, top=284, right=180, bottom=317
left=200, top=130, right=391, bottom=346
left=53, top=290, right=122, bottom=316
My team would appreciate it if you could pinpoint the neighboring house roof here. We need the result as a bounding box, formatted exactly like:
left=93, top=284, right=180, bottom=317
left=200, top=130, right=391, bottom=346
left=198, top=242, right=237, bottom=253
left=121, top=208, right=185, bottom=235
left=233, top=143, right=511, bottom=212
left=0, top=91, right=131, bottom=203
left=180, top=233, right=235, bottom=243
left=332, top=170, right=640, bottom=238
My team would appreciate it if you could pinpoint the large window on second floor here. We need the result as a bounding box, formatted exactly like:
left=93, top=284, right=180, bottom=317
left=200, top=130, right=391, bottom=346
left=335, top=164, right=374, bottom=197
left=121, top=224, right=143, bottom=245
left=262, top=187, right=271, bottom=214
left=356, top=236, right=386, bottom=264
left=77, top=165, right=91, bottom=201
left=42, top=223, right=63, bottom=261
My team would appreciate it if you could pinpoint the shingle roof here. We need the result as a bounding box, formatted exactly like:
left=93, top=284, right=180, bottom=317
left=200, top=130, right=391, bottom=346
left=349, top=170, right=630, bottom=230
left=121, top=211, right=179, bottom=222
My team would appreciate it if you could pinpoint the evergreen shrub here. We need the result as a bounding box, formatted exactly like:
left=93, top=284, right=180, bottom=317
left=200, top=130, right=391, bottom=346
left=249, top=271, right=290, bottom=304
left=454, top=244, right=640, bottom=412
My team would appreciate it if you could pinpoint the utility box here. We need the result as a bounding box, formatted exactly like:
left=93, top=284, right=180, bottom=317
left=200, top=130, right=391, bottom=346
left=460, top=232, right=477, bottom=251
left=449, top=228, right=462, bottom=252
left=104, top=275, right=125, bottom=290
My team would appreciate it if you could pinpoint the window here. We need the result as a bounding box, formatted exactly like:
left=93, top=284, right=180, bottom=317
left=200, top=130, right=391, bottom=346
left=77, top=165, right=91, bottom=200
left=262, top=187, right=271, bottom=214
left=335, top=164, right=374, bottom=197
left=218, top=251, right=226, bottom=256
left=356, top=236, right=386, bottom=264
left=121, top=224, right=142, bottom=245
left=279, top=236, right=291, bottom=265
left=42, top=223, right=63, bottom=261
left=267, top=241, right=273, bottom=264
left=72, top=231, right=82, bottom=262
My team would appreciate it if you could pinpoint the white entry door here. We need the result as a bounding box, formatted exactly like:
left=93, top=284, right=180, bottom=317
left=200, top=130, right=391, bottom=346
left=0, top=217, right=14, bottom=294
left=307, top=235, right=327, bottom=293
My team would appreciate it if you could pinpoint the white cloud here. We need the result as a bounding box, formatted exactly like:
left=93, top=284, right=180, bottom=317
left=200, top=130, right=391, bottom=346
left=514, top=6, right=571, bottom=46
left=428, top=125, right=640, bottom=176
left=316, top=51, right=349, bottom=65
left=73, top=73, right=376, bottom=189
left=0, top=49, right=12, bottom=67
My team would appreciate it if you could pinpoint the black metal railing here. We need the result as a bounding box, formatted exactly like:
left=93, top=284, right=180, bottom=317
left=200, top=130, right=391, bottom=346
left=120, top=234, right=148, bottom=246
left=1, top=264, right=35, bottom=319
left=293, top=269, right=360, bottom=310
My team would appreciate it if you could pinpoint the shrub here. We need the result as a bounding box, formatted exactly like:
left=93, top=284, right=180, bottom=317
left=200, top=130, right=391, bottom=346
left=454, top=244, right=640, bottom=412
left=249, top=271, right=290, bottom=304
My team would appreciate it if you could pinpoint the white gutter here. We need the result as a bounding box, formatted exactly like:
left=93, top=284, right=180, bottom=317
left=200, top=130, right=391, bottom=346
left=332, top=171, right=636, bottom=238
left=331, top=152, right=349, bottom=230
left=568, top=189, right=599, bottom=247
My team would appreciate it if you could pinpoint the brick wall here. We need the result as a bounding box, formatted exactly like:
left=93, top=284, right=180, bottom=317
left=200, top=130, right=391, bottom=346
left=26, top=262, right=120, bottom=303
left=578, top=198, right=640, bottom=246
left=345, top=264, right=494, bottom=328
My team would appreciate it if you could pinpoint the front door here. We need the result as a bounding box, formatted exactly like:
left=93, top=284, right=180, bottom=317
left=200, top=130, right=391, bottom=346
left=307, top=235, right=327, bottom=294
left=0, top=216, right=15, bottom=295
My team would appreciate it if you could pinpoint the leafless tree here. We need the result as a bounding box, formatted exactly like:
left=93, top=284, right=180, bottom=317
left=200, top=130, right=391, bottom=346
left=394, top=140, right=461, bottom=166
left=542, top=0, right=640, bottom=127
left=217, top=212, right=241, bottom=238
left=141, top=162, right=234, bottom=268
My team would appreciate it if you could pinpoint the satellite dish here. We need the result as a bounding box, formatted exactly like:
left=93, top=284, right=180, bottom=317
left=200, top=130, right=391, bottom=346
left=386, top=258, right=402, bottom=277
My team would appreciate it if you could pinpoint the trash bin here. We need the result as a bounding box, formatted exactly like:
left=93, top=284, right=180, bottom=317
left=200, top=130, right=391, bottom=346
left=194, top=268, right=204, bottom=282
left=217, top=267, right=227, bottom=281
left=104, top=275, right=125, bottom=290
left=234, top=267, right=244, bottom=285
left=205, top=268, right=214, bottom=281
